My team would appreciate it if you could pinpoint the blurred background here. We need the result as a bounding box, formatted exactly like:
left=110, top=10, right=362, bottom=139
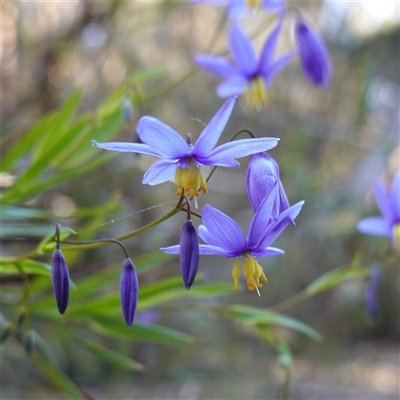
left=2, top=1, right=399, bottom=399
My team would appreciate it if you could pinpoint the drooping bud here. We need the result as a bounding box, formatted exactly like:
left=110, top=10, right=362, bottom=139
left=120, top=258, right=138, bottom=327
left=246, top=153, right=290, bottom=219
left=365, top=263, right=380, bottom=319
left=295, top=20, right=332, bottom=87
left=180, top=220, right=200, bottom=290
left=121, top=96, right=134, bottom=121
left=51, top=249, right=70, bottom=315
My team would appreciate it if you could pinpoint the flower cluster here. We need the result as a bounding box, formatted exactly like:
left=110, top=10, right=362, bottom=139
left=48, top=0, right=338, bottom=325
left=194, top=4, right=332, bottom=109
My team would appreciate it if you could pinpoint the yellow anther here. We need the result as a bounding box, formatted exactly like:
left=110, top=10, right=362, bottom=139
left=232, top=256, right=268, bottom=292
left=244, top=76, right=268, bottom=110
left=246, top=0, right=262, bottom=10
left=232, top=261, right=240, bottom=291
left=174, top=163, right=208, bottom=197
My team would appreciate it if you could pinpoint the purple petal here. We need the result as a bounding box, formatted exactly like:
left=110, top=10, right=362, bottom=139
left=201, top=204, right=246, bottom=252
left=258, top=200, right=304, bottom=248
left=92, top=140, right=161, bottom=157
left=195, top=54, right=239, bottom=78
left=263, top=51, right=296, bottom=87
left=228, top=1, right=247, bottom=18
left=203, top=138, right=279, bottom=166
left=192, top=97, right=236, bottom=158
left=229, top=25, right=258, bottom=76
left=390, top=172, right=400, bottom=221
left=120, top=258, right=139, bottom=327
left=198, top=224, right=214, bottom=244
left=246, top=152, right=279, bottom=212
left=51, top=249, right=70, bottom=315
left=247, top=183, right=279, bottom=247
left=357, top=216, right=390, bottom=237
left=252, top=246, right=285, bottom=257
left=216, top=76, right=248, bottom=98
left=262, top=0, right=284, bottom=12
left=199, top=244, right=237, bottom=257
left=142, top=160, right=177, bottom=185
left=259, top=20, right=282, bottom=73
left=180, top=220, right=200, bottom=290
left=160, top=245, right=180, bottom=254
left=137, top=116, right=190, bottom=159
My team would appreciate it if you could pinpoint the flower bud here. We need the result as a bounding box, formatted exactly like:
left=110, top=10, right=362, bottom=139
left=51, top=249, right=70, bottom=315
left=246, top=153, right=290, bottom=219
left=180, top=220, right=200, bottom=290
left=295, top=20, right=332, bottom=87
left=120, top=258, right=139, bottom=327
left=121, top=96, right=134, bottom=121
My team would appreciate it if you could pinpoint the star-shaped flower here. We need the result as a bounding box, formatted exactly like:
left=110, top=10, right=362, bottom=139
left=190, top=0, right=284, bottom=19
left=162, top=184, right=304, bottom=291
left=195, top=22, right=294, bottom=109
left=93, top=97, right=279, bottom=196
left=357, top=172, right=400, bottom=250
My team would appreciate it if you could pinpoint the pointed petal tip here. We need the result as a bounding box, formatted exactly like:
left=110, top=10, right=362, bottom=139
left=92, top=140, right=98, bottom=146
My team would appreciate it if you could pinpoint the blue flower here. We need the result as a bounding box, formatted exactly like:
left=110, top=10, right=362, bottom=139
left=120, top=258, right=139, bottom=327
left=190, top=0, right=284, bottom=19
left=357, top=172, right=400, bottom=250
left=93, top=97, right=279, bottom=196
left=162, top=185, right=304, bottom=291
left=195, top=22, right=294, bottom=109
left=295, top=20, right=332, bottom=87
left=180, top=219, right=200, bottom=290
left=51, top=249, right=70, bottom=315
left=246, top=152, right=290, bottom=217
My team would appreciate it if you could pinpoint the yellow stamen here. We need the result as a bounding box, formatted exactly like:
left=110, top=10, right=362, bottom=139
left=246, top=0, right=262, bottom=11
left=174, top=163, right=208, bottom=197
left=244, top=76, right=268, bottom=110
left=232, top=261, right=240, bottom=291
left=232, top=256, right=268, bottom=292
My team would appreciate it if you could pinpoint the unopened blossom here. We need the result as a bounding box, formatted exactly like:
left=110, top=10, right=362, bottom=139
left=246, top=152, right=290, bottom=217
left=162, top=185, right=304, bottom=292
left=121, top=96, right=134, bottom=121
left=295, top=19, right=332, bottom=87
left=51, top=249, right=70, bottom=315
left=190, top=0, right=284, bottom=19
left=364, top=264, right=380, bottom=319
left=357, top=172, right=400, bottom=250
left=93, top=97, right=279, bottom=196
left=195, top=23, right=294, bottom=109
left=180, top=220, right=200, bottom=290
left=120, top=258, right=139, bottom=327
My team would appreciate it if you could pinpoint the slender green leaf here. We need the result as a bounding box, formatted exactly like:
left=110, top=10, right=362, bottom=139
left=90, top=316, right=192, bottom=343
left=31, top=354, right=86, bottom=399
left=306, top=266, right=371, bottom=296
left=2, top=113, right=57, bottom=172
left=0, top=259, right=51, bottom=277
left=1, top=224, right=61, bottom=238
left=75, top=336, right=143, bottom=371
left=223, top=305, right=322, bottom=340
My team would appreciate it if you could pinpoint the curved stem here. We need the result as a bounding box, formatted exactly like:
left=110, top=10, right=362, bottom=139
left=268, top=290, right=309, bottom=313
left=231, top=128, right=256, bottom=140
left=61, top=238, right=130, bottom=259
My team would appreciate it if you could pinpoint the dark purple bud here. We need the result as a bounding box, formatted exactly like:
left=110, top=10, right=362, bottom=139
left=120, top=258, right=139, bottom=327
left=295, top=20, right=332, bottom=87
left=364, top=284, right=378, bottom=319
left=180, top=220, right=199, bottom=290
left=51, top=249, right=70, bottom=315
left=370, top=263, right=381, bottom=288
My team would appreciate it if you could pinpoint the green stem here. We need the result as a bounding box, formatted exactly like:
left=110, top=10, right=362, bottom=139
left=268, top=290, right=309, bottom=313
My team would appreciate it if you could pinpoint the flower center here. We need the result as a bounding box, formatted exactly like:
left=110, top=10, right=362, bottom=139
left=244, top=76, right=268, bottom=110
left=232, top=255, right=267, bottom=292
left=175, top=162, right=208, bottom=197
left=392, top=223, right=400, bottom=251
